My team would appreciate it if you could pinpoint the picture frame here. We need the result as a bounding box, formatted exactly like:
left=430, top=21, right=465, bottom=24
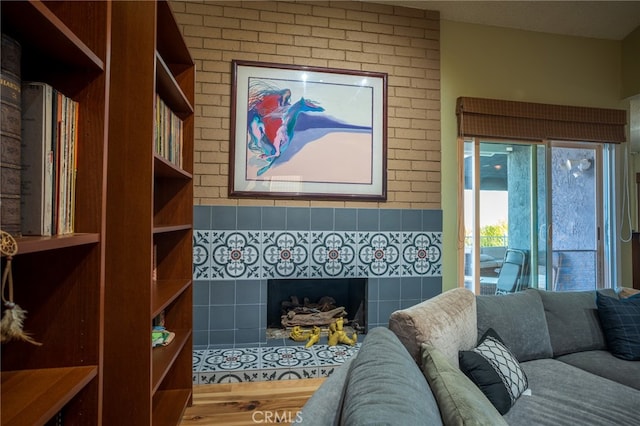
left=229, top=60, right=387, bottom=200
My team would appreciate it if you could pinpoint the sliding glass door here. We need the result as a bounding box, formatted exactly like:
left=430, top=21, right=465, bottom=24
left=462, top=138, right=605, bottom=294
left=548, top=143, right=603, bottom=291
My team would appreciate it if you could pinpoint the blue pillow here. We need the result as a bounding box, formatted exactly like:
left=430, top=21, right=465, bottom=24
left=596, top=292, right=640, bottom=361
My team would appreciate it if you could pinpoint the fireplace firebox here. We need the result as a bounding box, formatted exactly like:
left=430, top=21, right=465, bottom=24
left=266, top=278, right=367, bottom=332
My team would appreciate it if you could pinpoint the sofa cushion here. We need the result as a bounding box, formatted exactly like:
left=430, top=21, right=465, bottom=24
left=537, top=289, right=606, bottom=356
left=503, top=359, right=640, bottom=426
left=389, top=288, right=477, bottom=368
left=476, top=290, right=553, bottom=361
left=340, top=327, right=443, bottom=426
left=421, top=343, right=507, bottom=426
left=556, top=350, right=640, bottom=390
left=596, top=292, right=640, bottom=361
left=458, top=329, right=528, bottom=415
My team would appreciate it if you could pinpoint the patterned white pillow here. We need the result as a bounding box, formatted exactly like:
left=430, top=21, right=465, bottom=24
left=458, top=328, right=529, bottom=414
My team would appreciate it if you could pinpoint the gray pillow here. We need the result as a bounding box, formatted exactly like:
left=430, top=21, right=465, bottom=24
left=422, top=343, right=508, bottom=426
left=476, top=290, right=553, bottom=361
left=537, top=289, right=606, bottom=356
left=340, top=327, right=443, bottom=425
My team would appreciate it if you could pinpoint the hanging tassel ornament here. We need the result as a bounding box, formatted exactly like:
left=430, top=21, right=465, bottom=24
left=0, top=230, right=41, bottom=346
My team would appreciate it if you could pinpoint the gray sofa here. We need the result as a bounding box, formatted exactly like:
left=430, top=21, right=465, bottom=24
left=295, top=288, right=640, bottom=425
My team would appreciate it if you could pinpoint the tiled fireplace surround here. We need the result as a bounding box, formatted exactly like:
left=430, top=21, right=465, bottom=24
left=193, top=205, right=443, bottom=349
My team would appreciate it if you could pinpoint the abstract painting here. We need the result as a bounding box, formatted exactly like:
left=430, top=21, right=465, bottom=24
left=229, top=61, right=387, bottom=200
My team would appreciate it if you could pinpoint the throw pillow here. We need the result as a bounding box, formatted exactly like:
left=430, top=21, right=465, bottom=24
left=619, top=287, right=640, bottom=299
left=596, top=292, right=640, bottom=361
left=421, top=343, right=507, bottom=426
left=458, top=329, right=528, bottom=415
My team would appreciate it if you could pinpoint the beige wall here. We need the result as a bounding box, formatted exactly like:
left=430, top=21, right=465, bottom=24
left=622, top=25, right=640, bottom=99
left=441, top=20, right=630, bottom=291
left=172, top=0, right=441, bottom=209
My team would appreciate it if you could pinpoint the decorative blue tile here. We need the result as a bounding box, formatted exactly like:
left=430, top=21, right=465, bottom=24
left=286, top=207, right=311, bottom=230
left=309, top=231, right=357, bottom=278
left=192, top=281, right=210, bottom=306
left=402, top=232, right=442, bottom=276
left=193, top=206, right=212, bottom=229
left=357, top=209, right=379, bottom=231
left=334, top=208, right=356, bottom=231
left=211, top=206, right=237, bottom=230
left=356, top=232, right=402, bottom=277
left=237, top=207, right=261, bottom=230
left=192, top=350, right=207, bottom=371
left=261, top=207, right=286, bottom=230
left=422, top=210, right=443, bottom=232
left=400, top=277, right=422, bottom=300
left=261, top=231, right=309, bottom=279
left=193, top=230, right=211, bottom=279
left=314, top=344, right=360, bottom=366
left=211, top=281, right=235, bottom=305
left=261, top=346, right=317, bottom=368
left=379, top=209, right=402, bottom=231
left=192, top=343, right=360, bottom=384
left=310, top=208, right=334, bottom=230
left=201, top=347, right=261, bottom=371
left=236, top=280, right=262, bottom=304
left=401, top=209, right=422, bottom=231
left=210, top=231, right=262, bottom=279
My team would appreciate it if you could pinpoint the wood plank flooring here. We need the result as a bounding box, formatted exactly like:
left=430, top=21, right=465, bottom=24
left=180, top=378, right=324, bottom=425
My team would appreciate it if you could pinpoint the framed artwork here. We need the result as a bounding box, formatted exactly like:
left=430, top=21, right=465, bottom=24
left=229, top=60, right=387, bottom=200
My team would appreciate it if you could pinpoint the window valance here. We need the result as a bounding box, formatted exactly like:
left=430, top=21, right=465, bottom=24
left=456, top=97, right=627, bottom=143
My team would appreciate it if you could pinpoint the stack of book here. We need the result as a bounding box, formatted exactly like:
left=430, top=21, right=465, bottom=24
left=1, top=33, right=22, bottom=236
left=21, top=82, right=78, bottom=236
left=155, top=94, right=183, bottom=168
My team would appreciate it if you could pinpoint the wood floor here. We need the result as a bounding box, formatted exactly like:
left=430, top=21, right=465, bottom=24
left=180, top=378, right=324, bottom=425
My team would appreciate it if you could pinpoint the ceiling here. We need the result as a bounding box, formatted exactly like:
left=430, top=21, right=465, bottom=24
left=372, top=1, right=640, bottom=40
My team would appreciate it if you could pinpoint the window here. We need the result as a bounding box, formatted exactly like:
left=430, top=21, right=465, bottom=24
left=456, top=97, right=625, bottom=294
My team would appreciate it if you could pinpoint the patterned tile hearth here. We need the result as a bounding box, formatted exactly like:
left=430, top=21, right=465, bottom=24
left=193, top=342, right=361, bottom=384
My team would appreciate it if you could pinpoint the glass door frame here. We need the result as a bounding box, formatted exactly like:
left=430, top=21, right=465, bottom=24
left=459, top=137, right=607, bottom=293
left=547, top=140, right=605, bottom=290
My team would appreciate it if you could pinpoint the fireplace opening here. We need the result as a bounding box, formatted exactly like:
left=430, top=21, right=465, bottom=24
left=266, top=278, right=367, bottom=338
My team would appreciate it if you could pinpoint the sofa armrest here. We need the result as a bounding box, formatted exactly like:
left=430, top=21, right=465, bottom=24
left=389, top=287, right=477, bottom=368
left=294, top=358, right=352, bottom=425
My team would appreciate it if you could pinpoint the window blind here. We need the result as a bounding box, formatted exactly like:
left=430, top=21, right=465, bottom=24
left=456, top=97, right=626, bottom=143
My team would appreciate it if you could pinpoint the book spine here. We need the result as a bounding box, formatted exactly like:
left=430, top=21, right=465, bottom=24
left=1, top=33, right=21, bottom=236
left=20, top=82, right=53, bottom=236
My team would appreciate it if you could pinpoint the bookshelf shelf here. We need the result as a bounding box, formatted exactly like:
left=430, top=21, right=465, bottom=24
left=155, top=154, right=193, bottom=179
left=14, top=233, right=100, bottom=255
left=1, top=366, right=97, bottom=426
left=152, top=279, right=193, bottom=317
left=1, top=1, right=103, bottom=73
left=152, top=329, right=191, bottom=393
left=152, top=389, right=192, bottom=426
left=156, top=53, right=193, bottom=119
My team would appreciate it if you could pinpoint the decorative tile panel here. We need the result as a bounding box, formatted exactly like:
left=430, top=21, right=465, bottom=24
left=193, top=343, right=361, bottom=384
left=356, top=232, right=402, bottom=278
left=193, top=231, right=211, bottom=280
left=210, top=231, right=262, bottom=280
left=197, top=229, right=443, bottom=281
left=310, top=232, right=357, bottom=278
left=402, top=232, right=443, bottom=276
left=261, top=231, right=310, bottom=279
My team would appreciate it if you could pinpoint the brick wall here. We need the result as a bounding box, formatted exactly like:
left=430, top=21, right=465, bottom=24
left=171, top=0, right=441, bottom=208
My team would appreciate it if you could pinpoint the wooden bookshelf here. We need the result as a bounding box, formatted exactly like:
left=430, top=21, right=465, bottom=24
left=0, top=1, right=110, bottom=424
left=103, top=0, right=194, bottom=424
